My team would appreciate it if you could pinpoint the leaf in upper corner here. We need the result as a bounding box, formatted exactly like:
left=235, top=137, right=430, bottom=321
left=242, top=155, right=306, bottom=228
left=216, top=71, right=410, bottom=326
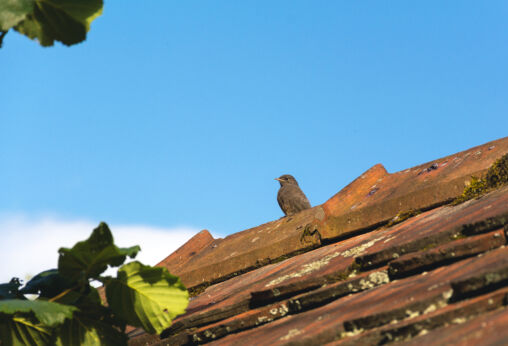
left=0, top=299, right=77, bottom=327
left=0, top=0, right=34, bottom=31
left=105, top=261, right=189, bottom=334
left=58, top=222, right=140, bottom=283
left=13, top=0, right=103, bottom=47
left=41, top=0, right=103, bottom=30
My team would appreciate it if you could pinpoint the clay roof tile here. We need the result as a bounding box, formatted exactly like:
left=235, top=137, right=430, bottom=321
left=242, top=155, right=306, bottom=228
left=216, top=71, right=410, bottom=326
left=129, top=136, right=508, bottom=346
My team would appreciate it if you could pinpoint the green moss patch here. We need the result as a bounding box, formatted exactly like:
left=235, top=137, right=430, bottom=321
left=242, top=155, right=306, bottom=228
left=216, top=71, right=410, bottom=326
left=453, top=153, right=508, bottom=205
left=486, top=153, right=508, bottom=187
left=385, top=209, right=421, bottom=228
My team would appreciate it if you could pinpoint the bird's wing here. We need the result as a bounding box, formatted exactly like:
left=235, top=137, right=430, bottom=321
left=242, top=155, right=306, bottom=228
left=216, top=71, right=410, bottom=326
left=277, top=189, right=287, bottom=211
left=287, top=185, right=312, bottom=210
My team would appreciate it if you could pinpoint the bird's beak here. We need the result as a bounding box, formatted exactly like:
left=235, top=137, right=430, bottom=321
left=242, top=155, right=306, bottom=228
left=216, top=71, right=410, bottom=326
left=275, top=178, right=282, bottom=182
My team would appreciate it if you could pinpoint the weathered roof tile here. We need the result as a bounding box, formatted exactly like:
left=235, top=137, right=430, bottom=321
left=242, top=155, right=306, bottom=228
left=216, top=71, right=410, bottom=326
left=388, top=229, right=506, bottom=279
left=128, top=137, right=508, bottom=345
left=399, top=306, right=508, bottom=346
left=157, top=229, right=217, bottom=275
left=205, top=246, right=508, bottom=345
left=156, top=185, right=508, bottom=344
left=314, top=137, right=508, bottom=241
left=157, top=137, right=508, bottom=294
left=328, top=286, right=508, bottom=346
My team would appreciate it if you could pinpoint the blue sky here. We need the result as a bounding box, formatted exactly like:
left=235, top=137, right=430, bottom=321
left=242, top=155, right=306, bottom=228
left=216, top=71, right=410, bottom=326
left=1, top=2, right=507, bottom=279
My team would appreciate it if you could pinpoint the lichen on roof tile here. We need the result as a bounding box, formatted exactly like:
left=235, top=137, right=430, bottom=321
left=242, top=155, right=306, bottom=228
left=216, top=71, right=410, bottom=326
left=129, top=137, right=508, bottom=346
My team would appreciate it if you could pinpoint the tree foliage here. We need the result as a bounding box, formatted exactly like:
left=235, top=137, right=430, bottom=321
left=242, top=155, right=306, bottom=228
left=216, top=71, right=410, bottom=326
left=0, top=0, right=103, bottom=48
left=0, top=222, right=189, bottom=345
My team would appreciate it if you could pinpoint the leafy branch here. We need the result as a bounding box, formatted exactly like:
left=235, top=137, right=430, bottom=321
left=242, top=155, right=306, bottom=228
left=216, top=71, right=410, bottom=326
left=0, top=222, right=189, bottom=345
left=0, top=0, right=103, bottom=48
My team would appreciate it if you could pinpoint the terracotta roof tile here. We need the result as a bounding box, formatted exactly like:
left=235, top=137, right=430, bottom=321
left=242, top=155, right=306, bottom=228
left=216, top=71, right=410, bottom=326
left=128, top=137, right=508, bottom=345
left=328, top=286, right=508, bottom=345
left=156, top=229, right=217, bottom=275
left=399, top=306, right=508, bottom=346
left=314, top=137, right=508, bottom=241
left=158, top=137, right=508, bottom=294
left=388, top=229, right=506, bottom=279
left=202, top=246, right=508, bottom=345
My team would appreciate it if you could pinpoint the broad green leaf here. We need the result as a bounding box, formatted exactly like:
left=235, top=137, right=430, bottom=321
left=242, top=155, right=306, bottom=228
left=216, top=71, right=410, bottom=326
left=20, top=269, right=103, bottom=306
left=0, top=314, right=52, bottom=346
left=12, top=0, right=103, bottom=47
left=20, top=270, right=73, bottom=298
left=0, top=277, right=24, bottom=300
left=51, top=285, right=103, bottom=307
left=54, top=308, right=127, bottom=346
left=0, top=0, right=34, bottom=31
left=106, top=261, right=189, bottom=334
left=15, top=2, right=86, bottom=47
left=58, top=222, right=140, bottom=282
left=0, top=299, right=77, bottom=327
left=42, top=0, right=103, bottom=30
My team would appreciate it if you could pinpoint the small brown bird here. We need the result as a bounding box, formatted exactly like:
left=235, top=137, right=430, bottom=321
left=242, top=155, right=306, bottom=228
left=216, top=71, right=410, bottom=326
left=275, top=174, right=311, bottom=216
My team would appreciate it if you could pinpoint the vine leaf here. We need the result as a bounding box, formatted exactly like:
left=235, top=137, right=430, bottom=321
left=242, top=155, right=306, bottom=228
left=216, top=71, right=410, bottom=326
left=58, top=222, right=140, bottom=283
left=0, top=0, right=103, bottom=47
left=20, top=270, right=73, bottom=299
left=0, top=314, right=52, bottom=346
left=0, top=0, right=33, bottom=31
left=105, top=261, right=189, bottom=334
left=0, top=278, right=24, bottom=300
left=53, top=305, right=127, bottom=346
left=0, top=299, right=77, bottom=327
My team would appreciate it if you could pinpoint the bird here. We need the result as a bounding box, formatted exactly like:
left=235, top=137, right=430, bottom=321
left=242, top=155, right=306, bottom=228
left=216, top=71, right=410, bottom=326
left=275, top=174, right=311, bottom=216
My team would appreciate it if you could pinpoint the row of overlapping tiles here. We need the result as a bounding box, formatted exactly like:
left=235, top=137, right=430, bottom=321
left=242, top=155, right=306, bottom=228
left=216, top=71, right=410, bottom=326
left=127, top=137, right=508, bottom=345
left=129, top=184, right=508, bottom=345
left=157, top=137, right=508, bottom=294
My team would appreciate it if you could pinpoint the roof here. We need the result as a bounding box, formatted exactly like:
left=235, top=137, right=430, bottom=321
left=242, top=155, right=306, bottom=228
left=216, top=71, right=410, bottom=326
left=129, top=136, right=508, bottom=346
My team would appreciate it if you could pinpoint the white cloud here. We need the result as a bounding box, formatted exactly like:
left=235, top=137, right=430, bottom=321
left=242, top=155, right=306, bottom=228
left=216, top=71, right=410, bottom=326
left=0, top=213, right=202, bottom=284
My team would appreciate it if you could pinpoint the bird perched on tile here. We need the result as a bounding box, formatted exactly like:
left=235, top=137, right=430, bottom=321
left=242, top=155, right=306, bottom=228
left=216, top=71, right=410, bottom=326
left=275, top=174, right=311, bottom=216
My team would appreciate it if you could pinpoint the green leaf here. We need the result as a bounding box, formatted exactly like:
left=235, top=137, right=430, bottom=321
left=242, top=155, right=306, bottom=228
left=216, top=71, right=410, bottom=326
left=41, top=0, right=103, bottom=30
left=54, top=307, right=127, bottom=346
left=106, top=261, right=189, bottom=334
left=0, top=299, right=77, bottom=327
left=58, top=222, right=140, bottom=282
left=0, top=0, right=34, bottom=31
left=12, top=0, right=103, bottom=47
left=15, top=2, right=85, bottom=46
left=0, top=278, right=24, bottom=300
left=20, top=270, right=73, bottom=298
left=52, top=285, right=103, bottom=307
left=20, top=269, right=103, bottom=307
left=0, top=314, right=52, bottom=346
